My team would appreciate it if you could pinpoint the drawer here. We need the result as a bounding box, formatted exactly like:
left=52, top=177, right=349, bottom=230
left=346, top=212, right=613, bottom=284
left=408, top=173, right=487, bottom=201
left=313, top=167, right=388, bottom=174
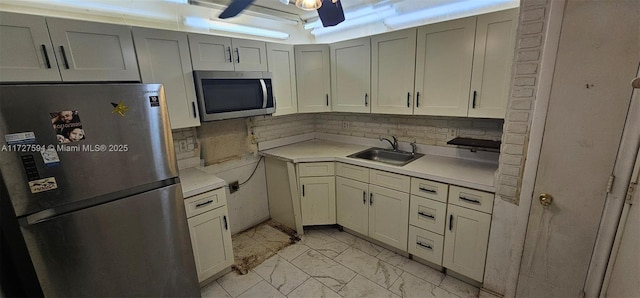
left=369, top=169, right=410, bottom=192
left=409, top=195, right=447, bottom=235
left=184, top=187, right=227, bottom=218
left=298, top=162, right=335, bottom=177
left=448, top=185, right=494, bottom=214
left=408, top=226, right=444, bottom=266
left=410, top=177, right=448, bottom=203
left=336, top=162, right=369, bottom=183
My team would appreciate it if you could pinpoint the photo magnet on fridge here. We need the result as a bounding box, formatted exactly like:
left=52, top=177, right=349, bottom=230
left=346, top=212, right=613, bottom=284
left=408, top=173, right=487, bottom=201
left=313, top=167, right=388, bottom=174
left=50, top=110, right=86, bottom=144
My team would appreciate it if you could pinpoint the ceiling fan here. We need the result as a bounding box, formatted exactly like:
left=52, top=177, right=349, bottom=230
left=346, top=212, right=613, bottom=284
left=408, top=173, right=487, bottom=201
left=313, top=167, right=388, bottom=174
left=219, top=0, right=345, bottom=27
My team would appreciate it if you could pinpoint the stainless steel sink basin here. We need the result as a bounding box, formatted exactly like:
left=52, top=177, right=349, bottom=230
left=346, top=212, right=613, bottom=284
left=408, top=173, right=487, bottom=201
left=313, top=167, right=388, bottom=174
left=347, top=148, right=424, bottom=166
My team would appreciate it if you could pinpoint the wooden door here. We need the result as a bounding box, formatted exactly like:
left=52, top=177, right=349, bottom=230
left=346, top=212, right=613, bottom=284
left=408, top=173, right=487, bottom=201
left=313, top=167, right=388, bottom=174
left=336, top=177, right=369, bottom=235
left=46, top=17, right=139, bottom=81
left=371, top=28, right=416, bottom=115
left=517, top=1, right=639, bottom=296
left=187, top=207, right=234, bottom=282
left=132, top=27, right=200, bottom=129
left=413, top=17, right=475, bottom=117
left=368, top=185, right=409, bottom=251
left=267, top=43, right=298, bottom=116
left=0, top=12, right=61, bottom=82
left=330, top=38, right=371, bottom=113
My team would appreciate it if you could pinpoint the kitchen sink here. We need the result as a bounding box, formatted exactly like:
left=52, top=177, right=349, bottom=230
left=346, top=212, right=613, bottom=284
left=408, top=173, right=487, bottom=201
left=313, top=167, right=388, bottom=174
left=347, top=148, right=424, bottom=166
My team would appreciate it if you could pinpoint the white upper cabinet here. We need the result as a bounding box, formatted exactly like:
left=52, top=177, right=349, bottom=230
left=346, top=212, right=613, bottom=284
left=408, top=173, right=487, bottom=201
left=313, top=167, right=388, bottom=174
left=132, top=27, right=200, bottom=129
left=46, top=17, right=140, bottom=82
left=468, top=9, right=518, bottom=118
left=371, top=28, right=417, bottom=115
left=295, top=44, right=332, bottom=113
left=267, top=43, right=298, bottom=116
left=413, top=17, right=476, bottom=117
left=0, top=12, right=61, bottom=82
left=188, top=34, right=267, bottom=71
left=0, top=12, right=139, bottom=82
left=330, top=38, right=371, bottom=113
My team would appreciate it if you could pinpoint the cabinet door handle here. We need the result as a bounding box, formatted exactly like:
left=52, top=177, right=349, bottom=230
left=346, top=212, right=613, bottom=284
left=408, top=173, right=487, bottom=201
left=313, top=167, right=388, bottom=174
left=302, top=185, right=305, bottom=196
left=362, top=191, right=366, bottom=204
left=460, top=196, right=481, bottom=204
left=195, top=200, right=213, bottom=208
left=41, top=45, right=51, bottom=69
left=472, top=91, right=477, bottom=109
left=364, top=93, right=368, bottom=106
left=369, top=193, right=373, bottom=205
left=235, top=48, right=240, bottom=63
left=418, top=187, right=436, bottom=194
left=449, top=214, right=453, bottom=231
left=416, top=91, right=420, bottom=107
left=407, top=92, right=410, bottom=107
left=192, top=102, right=197, bottom=118
left=223, top=215, right=228, bottom=230
left=227, top=46, right=232, bottom=63
left=60, top=46, right=70, bottom=69
left=416, top=241, right=432, bottom=250
left=326, top=94, right=329, bottom=106
left=418, top=211, right=435, bottom=219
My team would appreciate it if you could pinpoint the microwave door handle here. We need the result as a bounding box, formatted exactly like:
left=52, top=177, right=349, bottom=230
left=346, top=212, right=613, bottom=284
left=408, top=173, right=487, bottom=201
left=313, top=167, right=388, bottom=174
left=260, top=79, right=268, bottom=108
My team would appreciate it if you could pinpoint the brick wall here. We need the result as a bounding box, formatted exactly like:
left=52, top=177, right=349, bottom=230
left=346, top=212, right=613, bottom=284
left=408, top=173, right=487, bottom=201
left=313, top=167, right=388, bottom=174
left=496, top=0, right=551, bottom=204
left=315, top=113, right=503, bottom=148
left=249, top=113, right=315, bottom=143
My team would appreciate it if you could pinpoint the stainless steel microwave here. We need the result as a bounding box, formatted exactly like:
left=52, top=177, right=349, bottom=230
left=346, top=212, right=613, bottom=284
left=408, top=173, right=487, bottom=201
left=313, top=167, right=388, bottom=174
left=193, top=71, right=275, bottom=121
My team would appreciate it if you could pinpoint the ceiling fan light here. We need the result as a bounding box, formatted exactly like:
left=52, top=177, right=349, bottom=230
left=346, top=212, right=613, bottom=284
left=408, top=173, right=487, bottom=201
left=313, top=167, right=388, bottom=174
left=295, top=0, right=322, bottom=11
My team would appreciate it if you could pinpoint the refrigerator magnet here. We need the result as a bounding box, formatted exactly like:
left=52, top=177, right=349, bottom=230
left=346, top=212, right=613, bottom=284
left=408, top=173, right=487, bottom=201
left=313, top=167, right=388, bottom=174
left=50, top=110, right=86, bottom=144
left=28, top=177, right=58, bottom=194
left=40, top=148, right=60, bottom=167
left=4, top=132, right=36, bottom=145
left=111, top=101, right=129, bottom=116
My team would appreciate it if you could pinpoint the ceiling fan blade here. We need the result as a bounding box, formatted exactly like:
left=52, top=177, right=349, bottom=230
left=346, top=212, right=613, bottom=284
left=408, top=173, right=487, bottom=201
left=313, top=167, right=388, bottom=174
left=317, top=0, right=344, bottom=27
left=219, top=0, right=256, bottom=19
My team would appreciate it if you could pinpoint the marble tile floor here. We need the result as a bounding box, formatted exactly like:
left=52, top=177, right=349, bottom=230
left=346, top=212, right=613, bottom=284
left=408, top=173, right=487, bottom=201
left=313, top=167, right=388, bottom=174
left=202, top=226, right=481, bottom=298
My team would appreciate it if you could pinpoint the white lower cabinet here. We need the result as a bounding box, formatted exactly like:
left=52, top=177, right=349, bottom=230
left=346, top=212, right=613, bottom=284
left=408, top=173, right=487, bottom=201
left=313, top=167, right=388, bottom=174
left=408, top=226, right=444, bottom=266
left=336, top=163, right=410, bottom=251
left=298, top=162, right=336, bottom=226
left=184, top=188, right=233, bottom=283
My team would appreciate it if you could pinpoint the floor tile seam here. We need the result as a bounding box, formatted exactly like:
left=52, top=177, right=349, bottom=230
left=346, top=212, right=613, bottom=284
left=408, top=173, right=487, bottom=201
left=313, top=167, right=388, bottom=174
left=259, top=255, right=313, bottom=296
left=213, top=280, right=234, bottom=298
left=227, top=271, right=267, bottom=298
left=396, top=269, right=455, bottom=295
left=342, top=273, right=400, bottom=296
left=279, top=276, right=312, bottom=297
left=335, top=271, right=360, bottom=294
left=286, top=248, right=357, bottom=286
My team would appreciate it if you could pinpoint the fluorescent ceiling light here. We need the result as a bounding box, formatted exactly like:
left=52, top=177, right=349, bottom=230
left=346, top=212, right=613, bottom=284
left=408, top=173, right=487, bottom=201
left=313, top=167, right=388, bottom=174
left=310, top=6, right=397, bottom=36
left=384, top=0, right=513, bottom=28
left=184, top=17, right=290, bottom=40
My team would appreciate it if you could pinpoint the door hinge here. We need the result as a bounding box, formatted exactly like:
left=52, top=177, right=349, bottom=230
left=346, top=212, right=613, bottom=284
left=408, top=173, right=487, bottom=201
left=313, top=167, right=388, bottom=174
left=626, top=182, right=637, bottom=204
left=606, top=175, right=615, bottom=193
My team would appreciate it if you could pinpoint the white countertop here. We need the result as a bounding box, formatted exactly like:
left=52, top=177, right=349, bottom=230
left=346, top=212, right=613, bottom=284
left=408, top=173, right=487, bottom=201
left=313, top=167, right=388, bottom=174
left=261, top=139, right=498, bottom=192
left=179, top=167, right=226, bottom=198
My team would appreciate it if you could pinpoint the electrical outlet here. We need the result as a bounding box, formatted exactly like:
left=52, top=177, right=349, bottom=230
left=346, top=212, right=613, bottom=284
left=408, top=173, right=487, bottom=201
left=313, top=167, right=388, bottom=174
left=342, top=121, right=351, bottom=129
left=448, top=128, right=457, bottom=139
left=229, top=181, right=239, bottom=193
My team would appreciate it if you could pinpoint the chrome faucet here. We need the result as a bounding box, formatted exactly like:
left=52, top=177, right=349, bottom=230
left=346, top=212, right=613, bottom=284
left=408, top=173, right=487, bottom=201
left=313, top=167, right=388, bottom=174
left=410, top=142, right=418, bottom=155
left=380, top=136, right=398, bottom=151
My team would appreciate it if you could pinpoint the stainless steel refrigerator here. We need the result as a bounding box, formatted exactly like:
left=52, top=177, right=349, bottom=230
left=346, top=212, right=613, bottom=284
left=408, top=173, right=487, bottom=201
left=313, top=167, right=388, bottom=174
left=0, top=84, right=200, bottom=297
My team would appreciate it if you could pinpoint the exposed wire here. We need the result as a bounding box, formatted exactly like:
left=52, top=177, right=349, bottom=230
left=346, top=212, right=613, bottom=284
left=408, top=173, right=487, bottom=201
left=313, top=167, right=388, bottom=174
left=239, top=156, right=265, bottom=186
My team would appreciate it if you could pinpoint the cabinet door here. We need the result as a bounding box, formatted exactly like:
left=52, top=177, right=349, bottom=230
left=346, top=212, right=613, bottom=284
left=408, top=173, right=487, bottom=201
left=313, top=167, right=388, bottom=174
left=371, top=29, right=416, bottom=115
left=188, top=206, right=234, bottom=282
left=336, top=177, right=369, bottom=235
left=300, top=176, right=336, bottom=225
left=46, top=18, right=139, bottom=82
left=188, top=34, right=234, bottom=71
left=132, top=28, right=200, bottom=129
left=295, top=44, right=331, bottom=113
left=267, top=43, right=298, bottom=116
left=414, top=17, right=476, bottom=117
left=0, top=12, right=61, bottom=82
left=330, top=38, right=371, bottom=113
left=443, top=204, right=491, bottom=282
left=232, top=38, right=267, bottom=71
left=468, top=9, right=518, bottom=118
left=368, top=185, right=409, bottom=251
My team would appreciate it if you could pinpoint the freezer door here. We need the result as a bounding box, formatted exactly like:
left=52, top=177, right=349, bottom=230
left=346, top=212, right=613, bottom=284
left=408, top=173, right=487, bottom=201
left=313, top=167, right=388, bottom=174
left=0, top=84, right=178, bottom=217
left=19, top=183, right=200, bottom=297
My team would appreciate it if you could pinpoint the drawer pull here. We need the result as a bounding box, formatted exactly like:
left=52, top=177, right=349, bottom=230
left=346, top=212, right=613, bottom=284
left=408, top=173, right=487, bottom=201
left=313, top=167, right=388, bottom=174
left=223, top=215, right=228, bottom=230
left=195, top=200, right=213, bottom=208
left=370, top=193, right=373, bottom=205
left=459, top=196, right=481, bottom=204
left=419, top=187, right=436, bottom=194
left=417, top=241, right=432, bottom=250
left=60, top=46, right=70, bottom=69
left=302, top=185, right=305, bottom=196
left=362, top=191, right=366, bottom=204
left=449, top=214, right=453, bottom=231
left=418, top=211, right=435, bottom=219
left=41, top=45, right=51, bottom=69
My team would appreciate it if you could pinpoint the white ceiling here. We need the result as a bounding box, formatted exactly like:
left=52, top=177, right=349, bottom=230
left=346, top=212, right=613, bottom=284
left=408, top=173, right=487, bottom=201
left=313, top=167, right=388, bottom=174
left=0, top=0, right=520, bottom=43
